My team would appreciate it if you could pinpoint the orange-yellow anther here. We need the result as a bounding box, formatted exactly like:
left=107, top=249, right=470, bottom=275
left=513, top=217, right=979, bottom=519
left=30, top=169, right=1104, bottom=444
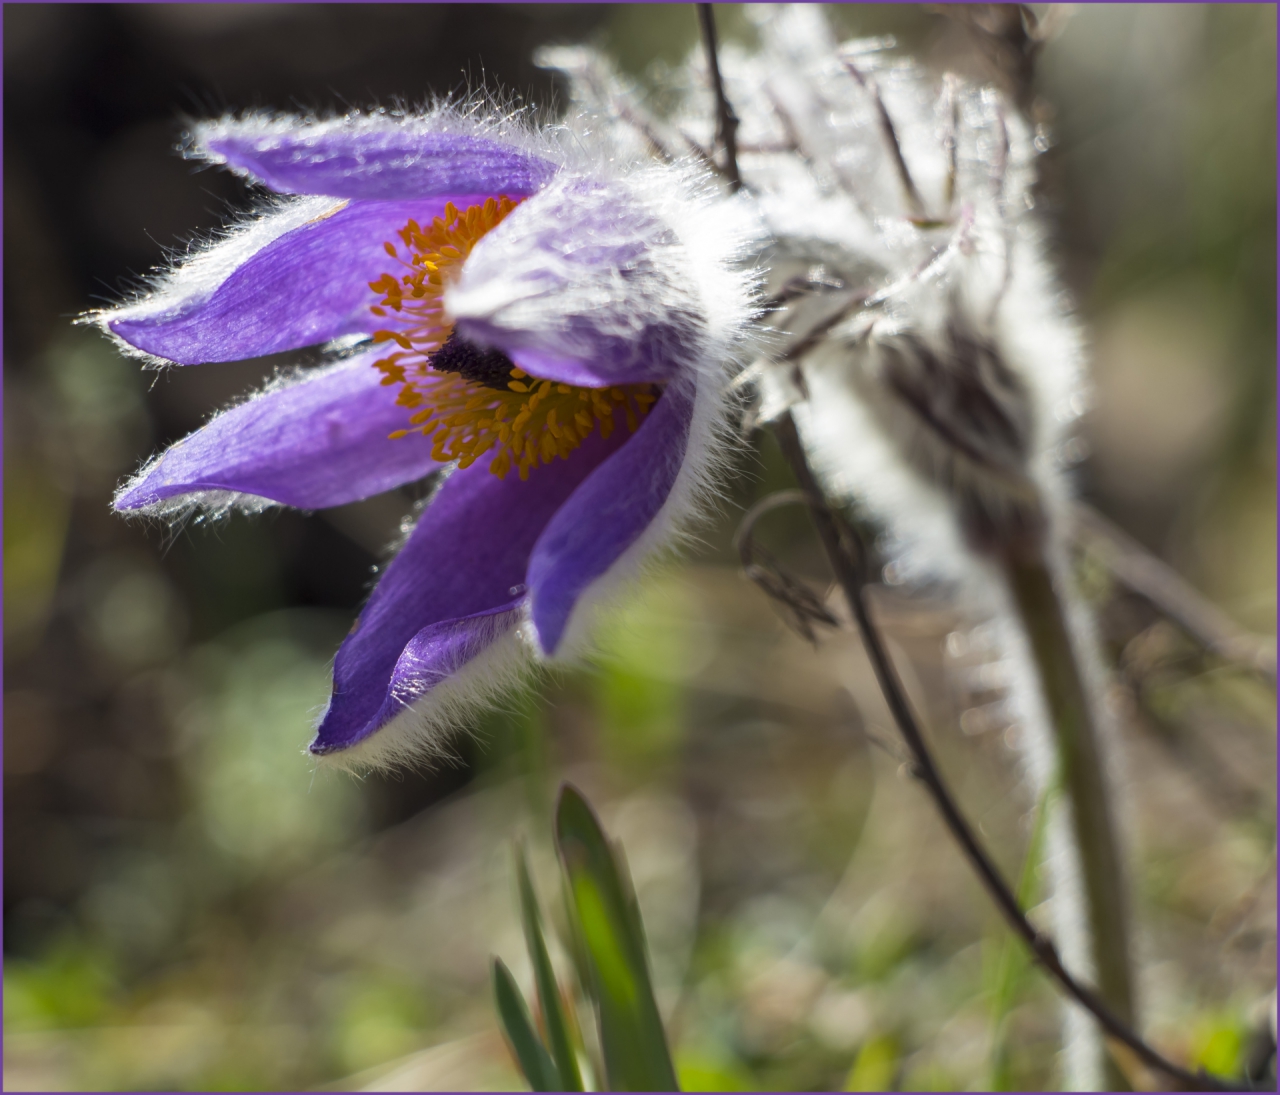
left=369, top=198, right=659, bottom=480
left=401, top=370, right=656, bottom=481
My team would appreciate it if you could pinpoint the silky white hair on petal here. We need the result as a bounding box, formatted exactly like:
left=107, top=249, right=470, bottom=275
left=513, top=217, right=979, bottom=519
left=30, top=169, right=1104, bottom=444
left=312, top=609, right=534, bottom=774
left=446, top=162, right=760, bottom=386
left=189, top=95, right=569, bottom=182
left=318, top=370, right=742, bottom=776
left=81, top=194, right=347, bottom=370
left=109, top=357, right=375, bottom=524
left=514, top=168, right=762, bottom=659
left=541, top=371, right=739, bottom=665
left=83, top=96, right=576, bottom=372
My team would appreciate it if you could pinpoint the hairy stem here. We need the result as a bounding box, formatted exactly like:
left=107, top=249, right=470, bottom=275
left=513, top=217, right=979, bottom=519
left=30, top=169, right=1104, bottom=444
left=1001, top=545, right=1135, bottom=1085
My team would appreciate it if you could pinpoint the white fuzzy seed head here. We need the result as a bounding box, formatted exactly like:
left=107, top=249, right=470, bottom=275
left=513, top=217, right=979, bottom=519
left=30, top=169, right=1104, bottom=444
left=667, top=5, right=1088, bottom=575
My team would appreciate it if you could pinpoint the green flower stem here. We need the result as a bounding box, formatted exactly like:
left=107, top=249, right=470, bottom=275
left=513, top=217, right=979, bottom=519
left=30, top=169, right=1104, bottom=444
left=1001, top=547, right=1135, bottom=1084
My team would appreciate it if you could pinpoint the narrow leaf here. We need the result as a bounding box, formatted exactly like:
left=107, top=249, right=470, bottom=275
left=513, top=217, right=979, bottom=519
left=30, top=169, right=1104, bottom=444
left=555, top=783, right=679, bottom=1092
left=516, top=841, right=584, bottom=1091
left=988, top=783, right=1056, bottom=1090
left=492, top=957, right=563, bottom=1092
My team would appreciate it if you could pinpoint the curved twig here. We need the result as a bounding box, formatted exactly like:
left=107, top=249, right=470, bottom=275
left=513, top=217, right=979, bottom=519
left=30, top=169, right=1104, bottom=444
left=735, top=490, right=840, bottom=643
left=767, top=413, right=1238, bottom=1093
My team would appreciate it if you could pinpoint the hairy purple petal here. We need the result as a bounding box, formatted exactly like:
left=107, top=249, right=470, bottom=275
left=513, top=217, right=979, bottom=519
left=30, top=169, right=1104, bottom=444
left=199, top=120, right=557, bottom=200
left=447, top=178, right=707, bottom=387
left=109, top=198, right=464, bottom=364
left=498, top=348, right=658, bottom=389
left=115, top=353, right=438, bottom=512
left=312, top=424, right=631, bottom=753
left=527, top=380, right=696, bottom=654
left=331, top=599, right=523, bottom=755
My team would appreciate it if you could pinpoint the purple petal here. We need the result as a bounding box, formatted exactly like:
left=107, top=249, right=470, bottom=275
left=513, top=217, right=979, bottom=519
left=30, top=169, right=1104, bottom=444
left=527, top=380, right=696, bottom=654
left=453, top=299, right=701, bottom=389
left=446, top=179, right=707, bottom=387
left=115, top=352, right=438, bottom=511
left=354, top=598, right=524, bottom=751
left=110, top=198, right=464, bottom=365
left=498, top=347, right=658, bottom=389
left=200, top=120, right=557, bottom=200
left=312, top=423, right=631, bottom=754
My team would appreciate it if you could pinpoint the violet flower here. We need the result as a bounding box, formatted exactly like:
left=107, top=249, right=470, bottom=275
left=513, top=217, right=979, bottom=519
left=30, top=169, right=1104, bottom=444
left=90, top=106, right=756, bottom=769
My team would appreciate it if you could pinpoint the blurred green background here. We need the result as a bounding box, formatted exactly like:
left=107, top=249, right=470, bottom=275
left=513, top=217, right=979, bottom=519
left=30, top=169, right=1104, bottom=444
left=4, top=4, right=1274, bottom=1090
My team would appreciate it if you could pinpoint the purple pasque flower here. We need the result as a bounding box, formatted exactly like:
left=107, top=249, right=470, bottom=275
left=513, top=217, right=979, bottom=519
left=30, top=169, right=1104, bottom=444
left=90, top=105, right=757, bottom=769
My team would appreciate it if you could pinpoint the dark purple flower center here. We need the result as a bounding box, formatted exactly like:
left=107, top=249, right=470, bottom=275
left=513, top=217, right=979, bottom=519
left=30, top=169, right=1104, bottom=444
left=427, top=331, right=518, bottom=392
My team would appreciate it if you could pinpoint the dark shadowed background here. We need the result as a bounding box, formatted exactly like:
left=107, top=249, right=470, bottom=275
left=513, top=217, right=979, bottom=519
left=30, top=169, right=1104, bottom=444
left=4, top=4, right=1275, bottom=1090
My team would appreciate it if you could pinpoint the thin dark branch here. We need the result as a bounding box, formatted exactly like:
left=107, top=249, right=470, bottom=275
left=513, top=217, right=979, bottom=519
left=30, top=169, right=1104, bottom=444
left=735, top=489, right=840, bottom=643
left=1073, top=502, right=1276, bottom=686
left=766, top=410, right=1237, bottom=1092
left=775, top=288, right=871, bottom=363
left=697, top=4, right=741, bottom=191
left=841, top=57, right=927, bottom=218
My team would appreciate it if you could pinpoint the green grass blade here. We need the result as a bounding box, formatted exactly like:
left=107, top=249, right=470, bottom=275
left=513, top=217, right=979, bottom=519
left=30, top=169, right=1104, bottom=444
left=516, top=841, right=584, bottom=1091
left=492, top=956, right=563, bottom=1092
left=987, top=783, right=1056, bottom=1090
left=555, top=783, right=679, bottom=1092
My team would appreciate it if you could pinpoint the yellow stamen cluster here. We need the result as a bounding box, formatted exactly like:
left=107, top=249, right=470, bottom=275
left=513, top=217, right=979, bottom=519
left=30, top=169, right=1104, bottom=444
left=391, top=369, right=657, bottom=481
left=369, top=199, right=659, bottom=481
left=369, top=196, right=520, bottom=381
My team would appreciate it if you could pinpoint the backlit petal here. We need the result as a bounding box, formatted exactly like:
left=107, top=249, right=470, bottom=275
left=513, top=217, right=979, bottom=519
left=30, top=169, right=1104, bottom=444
left=312, top=423, right=630, bottom=754
left=527, top=379, right=696, bottom=654
left=197, top=116, right=557, bottom=200
left=107, top=198, right=468, bottom=365
left=114, top=351, right=441, bottom=513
